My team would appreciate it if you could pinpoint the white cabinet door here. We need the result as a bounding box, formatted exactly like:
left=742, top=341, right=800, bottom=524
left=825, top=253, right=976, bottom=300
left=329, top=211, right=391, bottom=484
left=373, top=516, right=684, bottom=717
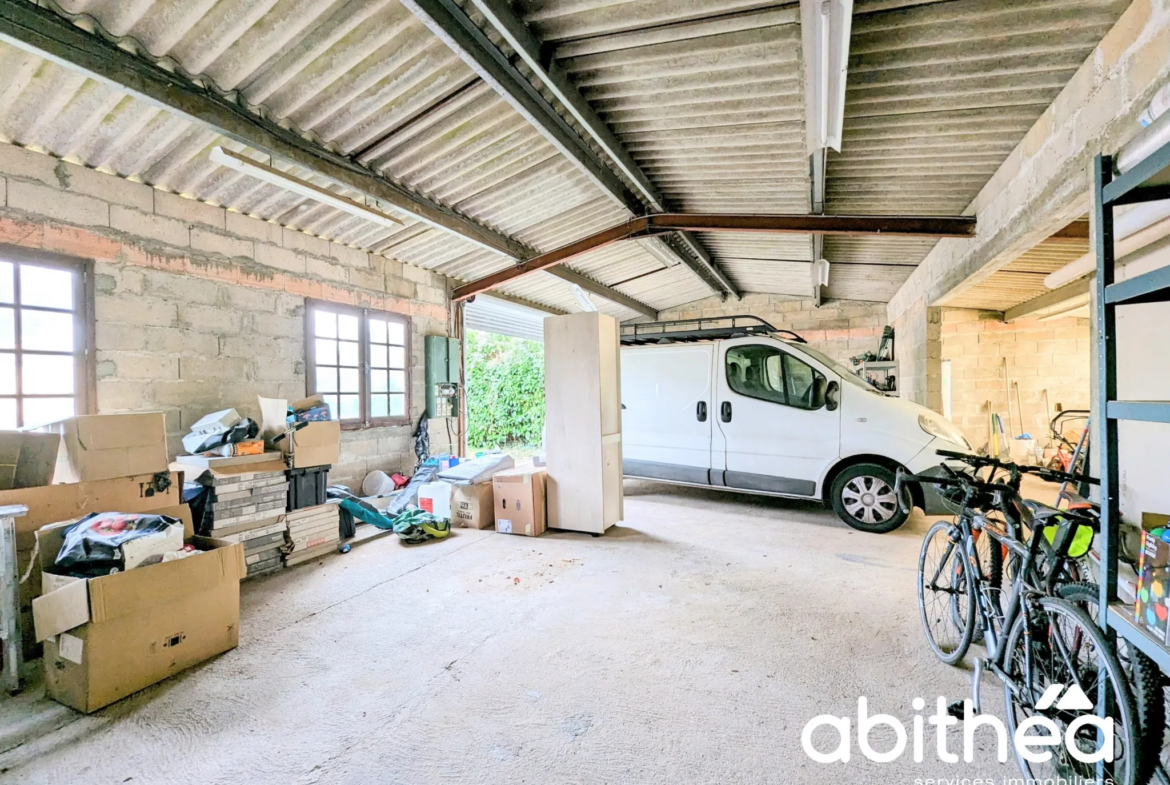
left=620, top=344, right=714, bottom=484
left=714, top=339, right=841, bottom=496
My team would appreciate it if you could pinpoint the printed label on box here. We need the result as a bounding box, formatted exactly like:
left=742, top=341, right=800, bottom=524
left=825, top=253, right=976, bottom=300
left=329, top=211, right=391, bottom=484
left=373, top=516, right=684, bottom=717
left=498, top=519, right=512, bottom=534
left=58, top=632, right=84, bottom=664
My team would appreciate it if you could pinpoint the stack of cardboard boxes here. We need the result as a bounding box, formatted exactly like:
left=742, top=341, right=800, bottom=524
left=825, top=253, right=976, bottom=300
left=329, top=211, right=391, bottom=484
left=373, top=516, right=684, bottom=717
left=284, top=504, right=341, bottom=566
left=443, top=464, right=547, bottom=538
left=185, top=462, right=290, bottom=579
left=0, top=412, right=246, bottom=714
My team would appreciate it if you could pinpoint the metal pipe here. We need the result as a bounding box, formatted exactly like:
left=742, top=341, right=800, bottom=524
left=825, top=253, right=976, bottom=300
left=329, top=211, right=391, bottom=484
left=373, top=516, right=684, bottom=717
left=1117, top=106, right=1170, bottom=173
left=1044, top=202, right=1170, bottom=288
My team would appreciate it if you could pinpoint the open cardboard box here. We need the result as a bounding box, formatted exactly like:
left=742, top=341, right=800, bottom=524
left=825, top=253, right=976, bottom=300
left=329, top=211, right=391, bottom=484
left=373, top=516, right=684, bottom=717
left=32, top=505, right=245, bottom=713
left=282, top=396, right=340, bottom=469
left=36, top=413, right=169, bottom=483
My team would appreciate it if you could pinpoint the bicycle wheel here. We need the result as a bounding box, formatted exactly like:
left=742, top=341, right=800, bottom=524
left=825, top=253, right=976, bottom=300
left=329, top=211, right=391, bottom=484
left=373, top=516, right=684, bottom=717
left=1057, top=581, right=1164, bottom=785
left=918, top=520, right=976, bottom=665
left=1003, top=596, right=1140, bottom=785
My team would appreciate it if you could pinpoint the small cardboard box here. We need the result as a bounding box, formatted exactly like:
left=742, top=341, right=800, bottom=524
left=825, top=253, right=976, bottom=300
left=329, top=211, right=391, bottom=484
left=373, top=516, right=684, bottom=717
left=32, top=505, right=245, bottom=713
left=0, top=430, right=61, bottom=489
left=452, top=481, right=495, bottom=529
left=281, top=397, right=340, bottom=469
left=492, top=465, right=546, bottom=537
left=38, top=413, right=169, bottom=483
left=1135, top=529, right=1170, bottom=643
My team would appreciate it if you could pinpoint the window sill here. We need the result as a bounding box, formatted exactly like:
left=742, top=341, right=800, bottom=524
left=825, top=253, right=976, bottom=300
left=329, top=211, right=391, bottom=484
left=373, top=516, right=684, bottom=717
left=338, top=418, right=413, bottom=431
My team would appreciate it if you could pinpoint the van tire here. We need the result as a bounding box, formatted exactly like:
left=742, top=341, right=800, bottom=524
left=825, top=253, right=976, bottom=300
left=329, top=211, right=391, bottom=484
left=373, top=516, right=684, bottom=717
left=829, top=463, right=909, bottom=534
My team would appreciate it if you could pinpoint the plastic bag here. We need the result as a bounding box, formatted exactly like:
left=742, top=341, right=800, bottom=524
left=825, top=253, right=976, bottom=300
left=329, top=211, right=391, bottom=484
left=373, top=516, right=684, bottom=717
left=54, top=512, right=183, bottom=577
left=187, top=418, right=260, bottom=455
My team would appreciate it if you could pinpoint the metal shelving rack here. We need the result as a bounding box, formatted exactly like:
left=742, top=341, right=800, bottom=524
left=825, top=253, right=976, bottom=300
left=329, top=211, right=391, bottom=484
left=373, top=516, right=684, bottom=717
left=1093, top=146, right=1170, bottom=672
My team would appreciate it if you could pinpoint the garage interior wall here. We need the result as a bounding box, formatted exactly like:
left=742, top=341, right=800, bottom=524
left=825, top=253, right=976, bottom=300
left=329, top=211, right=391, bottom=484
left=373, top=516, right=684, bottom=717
left=652, top=295, right=888, bottom=364
left=0, top=143, right=454, bottom=488
left=940, top=309, right=1090, bottom=452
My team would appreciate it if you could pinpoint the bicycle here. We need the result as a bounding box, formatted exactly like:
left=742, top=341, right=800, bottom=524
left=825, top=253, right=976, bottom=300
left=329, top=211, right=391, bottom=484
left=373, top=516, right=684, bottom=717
left=897, top=454, right=1141, bottom=785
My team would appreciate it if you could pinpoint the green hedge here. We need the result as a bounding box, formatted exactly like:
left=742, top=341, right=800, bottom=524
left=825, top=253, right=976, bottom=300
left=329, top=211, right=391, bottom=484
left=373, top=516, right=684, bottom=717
left=465, top=330, right=545, bottom=448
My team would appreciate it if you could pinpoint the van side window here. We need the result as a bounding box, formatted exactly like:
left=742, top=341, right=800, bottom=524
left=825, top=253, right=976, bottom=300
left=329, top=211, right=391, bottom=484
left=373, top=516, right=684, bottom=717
left=725, top=345, right=824, bottom=410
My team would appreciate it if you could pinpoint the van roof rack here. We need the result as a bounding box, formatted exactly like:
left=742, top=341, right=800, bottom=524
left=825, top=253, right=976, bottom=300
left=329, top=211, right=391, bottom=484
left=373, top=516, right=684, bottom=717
left=620, top=315, right=806, bottom=346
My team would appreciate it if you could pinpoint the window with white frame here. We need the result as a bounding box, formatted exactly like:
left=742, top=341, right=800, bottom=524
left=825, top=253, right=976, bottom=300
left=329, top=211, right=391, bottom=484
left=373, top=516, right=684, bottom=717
left=0, top=252, right=93, bottom=429
left=305, top=300, right=410, bottom=426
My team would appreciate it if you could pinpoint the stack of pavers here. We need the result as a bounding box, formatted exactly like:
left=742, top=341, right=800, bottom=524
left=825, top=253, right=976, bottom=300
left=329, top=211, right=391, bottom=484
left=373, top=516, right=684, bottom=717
left=284, top=503, right=340, bottom=567
left=201, top=467, right=289, bottom=578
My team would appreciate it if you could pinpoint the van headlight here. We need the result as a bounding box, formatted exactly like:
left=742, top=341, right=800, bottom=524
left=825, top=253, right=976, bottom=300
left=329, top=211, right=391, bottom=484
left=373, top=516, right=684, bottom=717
left=919, top=413, right=971, bottom=450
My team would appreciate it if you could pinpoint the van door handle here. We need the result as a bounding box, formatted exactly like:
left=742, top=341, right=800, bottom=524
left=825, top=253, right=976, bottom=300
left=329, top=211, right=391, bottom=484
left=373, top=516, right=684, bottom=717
left=721, top=401, right=732, bottom=422
left=697, top=401, right=707, bottom=422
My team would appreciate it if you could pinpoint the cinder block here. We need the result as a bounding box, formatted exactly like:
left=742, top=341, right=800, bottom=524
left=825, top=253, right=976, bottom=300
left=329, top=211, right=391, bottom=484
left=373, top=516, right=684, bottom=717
left=97, top=350, right=179, bottom=381
left=283, top=227, right=330, bottom=257
left=110, top=205, right=190, bottom=248
left=227, top=285, right=279, bottom=312
left=143, top=268, right=222, bottom=306
left=384, top=277, right=415, bottom=298
left=95, top=295, right=176, bottom=327
left=179, top=355, right=250, bottom=382
left=306, top=255, right=348, bottom=283
left=225, top=211, right=283, bottom=245
left=251, top=312, right=303, bottom=338
left=415, top=284, right=447, bottom=306
left=60, top=163, right=153, bottom=212
left=255, top=242, right=306, bottom=274
left=179, top=302, right=242, bottom=333
left=0, top=177, right=6, bottom=206
left=401, top=263, right=432, bottom=284
left=349, top=265, right=384, bottom=291
left=0, top=143, right=58, bottom=185
left=191, top=228, right=253, bottom=260
left=8, top=179, right=109, bottom=227
left=154, top=190, right=225, bottom=230
left=96, top=379, right=155, bottom=411
left=329, top=243, right=369, bottom=268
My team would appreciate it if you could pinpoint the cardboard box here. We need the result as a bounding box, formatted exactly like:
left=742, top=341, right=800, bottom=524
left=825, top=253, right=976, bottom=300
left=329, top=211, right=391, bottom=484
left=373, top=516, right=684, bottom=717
left=1135, top=529, right=1170, bottom=643
left=0, top=430, right=61, bottom=489
left=38, top=413, right=169, bottom=483
left=492, top=466, right=546, bottom=537
left=276, top=397, right=340, bottom=469
left=452, top=481, right=495, bottom=529
left=32, top=505, right=245, bottom=713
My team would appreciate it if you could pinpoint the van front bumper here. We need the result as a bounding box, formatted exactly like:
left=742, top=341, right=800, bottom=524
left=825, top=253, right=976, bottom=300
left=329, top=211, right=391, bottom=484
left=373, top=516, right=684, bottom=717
left=904, top=440, right=968, bottom=516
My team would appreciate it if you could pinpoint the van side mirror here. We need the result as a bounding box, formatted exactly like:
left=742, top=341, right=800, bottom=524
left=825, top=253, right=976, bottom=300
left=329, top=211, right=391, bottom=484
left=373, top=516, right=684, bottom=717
left=811, top=376, right=828, bottom=410
left=825, top=380, right=840, bottom=411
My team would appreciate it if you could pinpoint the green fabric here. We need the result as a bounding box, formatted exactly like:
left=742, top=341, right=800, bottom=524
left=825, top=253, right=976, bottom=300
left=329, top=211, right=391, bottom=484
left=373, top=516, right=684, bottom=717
left=392, top=508, right=450, bottom=544
left=1043, top=517, right=1094, bottom=559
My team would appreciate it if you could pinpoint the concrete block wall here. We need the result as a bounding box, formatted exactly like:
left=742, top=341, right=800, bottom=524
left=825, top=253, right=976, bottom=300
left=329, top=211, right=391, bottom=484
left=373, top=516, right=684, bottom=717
left=654, top=294, right=888, bottom=364
left=940, top=309, right=1091, bottom=453
left=889, top=297, right=941, bottom=410
left=0, top=142, right=455, bottom=488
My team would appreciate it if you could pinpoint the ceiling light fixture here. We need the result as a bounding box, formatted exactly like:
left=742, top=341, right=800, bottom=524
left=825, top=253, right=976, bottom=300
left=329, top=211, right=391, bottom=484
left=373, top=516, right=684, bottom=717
left=209, top=146, right=403, bottom=230
left=801, top=0, right=853, bottom=154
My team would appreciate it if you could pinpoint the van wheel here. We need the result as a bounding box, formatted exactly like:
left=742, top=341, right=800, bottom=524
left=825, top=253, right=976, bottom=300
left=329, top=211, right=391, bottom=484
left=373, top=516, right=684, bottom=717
left=829, top=463, right=909, bottom=534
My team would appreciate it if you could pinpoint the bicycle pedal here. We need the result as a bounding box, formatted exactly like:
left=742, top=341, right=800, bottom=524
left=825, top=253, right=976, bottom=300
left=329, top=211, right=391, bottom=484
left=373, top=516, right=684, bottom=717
left=946, top=700, right=965, bottom=719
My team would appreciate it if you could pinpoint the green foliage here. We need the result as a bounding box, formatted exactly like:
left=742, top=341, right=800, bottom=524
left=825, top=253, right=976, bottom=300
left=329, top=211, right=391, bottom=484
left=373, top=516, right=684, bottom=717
left=465, top=330, right=545, bottom=449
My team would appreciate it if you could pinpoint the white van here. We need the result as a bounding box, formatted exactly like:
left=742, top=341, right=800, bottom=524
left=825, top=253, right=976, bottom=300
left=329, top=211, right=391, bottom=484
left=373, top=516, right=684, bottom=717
left=619, top=316, right=969, bottom=533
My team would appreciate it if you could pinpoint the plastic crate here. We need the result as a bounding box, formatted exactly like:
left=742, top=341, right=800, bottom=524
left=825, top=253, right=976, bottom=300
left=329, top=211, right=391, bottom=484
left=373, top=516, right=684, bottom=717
left=287, top=465, right=330, bottom=511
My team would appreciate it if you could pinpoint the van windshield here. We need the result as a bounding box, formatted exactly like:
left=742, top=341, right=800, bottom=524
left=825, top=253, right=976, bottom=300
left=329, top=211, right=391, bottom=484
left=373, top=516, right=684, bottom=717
left=784, top=343, right=880, bottom=392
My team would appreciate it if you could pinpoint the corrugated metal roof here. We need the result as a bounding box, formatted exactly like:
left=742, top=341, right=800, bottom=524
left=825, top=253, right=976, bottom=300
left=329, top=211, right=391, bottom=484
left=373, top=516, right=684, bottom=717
left=464, top=293, right=548, bottom=340
left=0, top=0, right=1131, bottom=313
left=939, top=234, right=1089, bottom=311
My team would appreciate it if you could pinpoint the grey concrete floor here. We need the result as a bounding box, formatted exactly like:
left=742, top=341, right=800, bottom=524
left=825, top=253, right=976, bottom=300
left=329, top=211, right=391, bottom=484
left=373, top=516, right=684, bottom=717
left=0, top=481, right=1020, bottom=784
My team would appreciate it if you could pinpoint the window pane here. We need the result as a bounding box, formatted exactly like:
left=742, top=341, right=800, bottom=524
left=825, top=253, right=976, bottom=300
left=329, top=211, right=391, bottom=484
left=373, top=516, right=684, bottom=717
left=369, top=344, right=387, bottom=369
left=388, top=346, right=406, bottom=369
left=387, top=321, right=404, bottom=345
left=369, top=318, right=386, bottom=344
left=338, top=314, right=359, bottom=341
left=371, top=394, right=388, bottom=418
left=371, top=370, right=387, bottom=393
left=388, top=370, right=405, bottom=392
left=22, top=354, right=74, bottom=394
left=0, top=353, right=13, bottom=395
left=21, top=310, right=74, bottom=351
left=339, top=368, right=360, bottom=393
left=20, top=265, right=72, bottom=310
left=315, top=338, right=337, bottom=366
left=0, top=309, right=12, bottom=350
left=726, top=345, right=786, bottom=406
left=388, top=394, right=405, bottom=416
left=338, top=340, right=359, bottom=367
left=0, top=399, right=14, bottom=429
left=339, top=394, right=360, bottom=420
left=315, top=367, right=337, bottom=393
left=322, top=394, right=339, bottom=418
left=783, top=354, right=820, bottom=410
left=0, top=262, right=12, bottom=304
left=23, top=396, right=74, bottom=428
left=314, top=310, right=336, bottom=338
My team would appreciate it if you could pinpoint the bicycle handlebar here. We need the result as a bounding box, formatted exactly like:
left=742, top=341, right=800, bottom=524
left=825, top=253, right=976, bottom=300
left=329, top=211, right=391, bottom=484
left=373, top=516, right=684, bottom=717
left=933, top=449, right=1098, bottom=487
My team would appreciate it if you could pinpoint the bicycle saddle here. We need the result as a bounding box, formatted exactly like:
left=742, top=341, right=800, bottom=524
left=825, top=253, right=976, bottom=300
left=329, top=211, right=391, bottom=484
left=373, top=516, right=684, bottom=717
left=1019, top=498, right=1068, bottom=524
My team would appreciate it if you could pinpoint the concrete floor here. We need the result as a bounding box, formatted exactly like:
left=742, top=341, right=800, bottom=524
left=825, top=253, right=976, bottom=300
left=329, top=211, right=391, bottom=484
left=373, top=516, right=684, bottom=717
left=0, top=481, right=1020, bottom=784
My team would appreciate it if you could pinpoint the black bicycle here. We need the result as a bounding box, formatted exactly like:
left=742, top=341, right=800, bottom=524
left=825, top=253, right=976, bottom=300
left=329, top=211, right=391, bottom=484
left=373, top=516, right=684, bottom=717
left=898, top=454, right=1140, bottom=785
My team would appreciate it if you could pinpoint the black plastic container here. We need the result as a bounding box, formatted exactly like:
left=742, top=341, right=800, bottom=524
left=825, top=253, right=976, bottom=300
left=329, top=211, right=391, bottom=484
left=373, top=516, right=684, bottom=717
left=287, top=465, right=330, bottom=511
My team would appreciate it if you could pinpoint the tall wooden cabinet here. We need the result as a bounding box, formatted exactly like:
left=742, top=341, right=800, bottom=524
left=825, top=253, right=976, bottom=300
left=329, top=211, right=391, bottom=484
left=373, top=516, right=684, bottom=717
left=544, top=312, right=623, bottom=534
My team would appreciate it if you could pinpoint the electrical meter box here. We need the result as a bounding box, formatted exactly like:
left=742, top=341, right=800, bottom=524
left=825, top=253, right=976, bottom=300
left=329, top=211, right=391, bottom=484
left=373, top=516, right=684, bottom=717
left=425, top=335, right=461, bottom=419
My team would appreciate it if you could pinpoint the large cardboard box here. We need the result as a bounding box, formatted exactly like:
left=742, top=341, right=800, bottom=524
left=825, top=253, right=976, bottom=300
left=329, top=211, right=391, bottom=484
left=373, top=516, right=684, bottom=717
left=32, top=505, right=245, bottom=713
left=452, top=482, right=495, bottom=530
left=492, top=466, right=546, bottom=537
left=39, top=413, right=169, bottom=483
left=0, top=430, right=60, bottom=489
left=279, top=397, right=340, bottom=469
